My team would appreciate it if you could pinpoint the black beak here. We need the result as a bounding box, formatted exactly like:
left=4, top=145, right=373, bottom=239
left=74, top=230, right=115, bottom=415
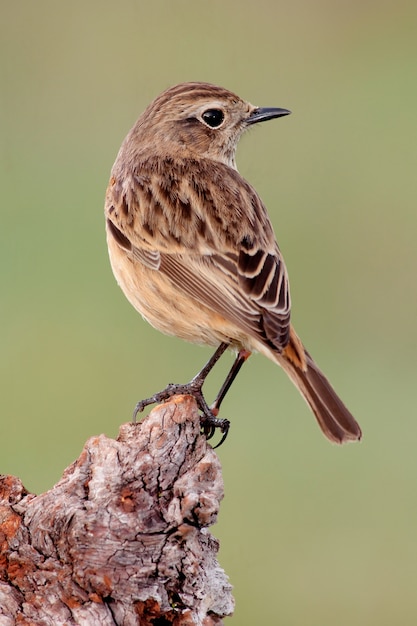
left=246, top=107, right=291, bottom=126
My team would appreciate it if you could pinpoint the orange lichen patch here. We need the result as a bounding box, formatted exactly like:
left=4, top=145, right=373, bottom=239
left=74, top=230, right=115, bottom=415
left=0, top=555, right=7, bottom=578
left=0, top=508, right=21, bottom=542
left=63, top=596, right=82, bottom=610
left=177, top=609, right=197, bottom=625
left=0, top=475, right=19, bottom=498
left=119, top=487, right=136, bottom=512
left=6, top=561, right=34, bottom=586
left=175, top=523, right=196, bottom=539
left=169, top=395, right=197, bottom=424
left=89, top=592, right=103, bottom=603
left=102, top=574, right=113, bottom=595
left=135, top=598, right=163, bottom=621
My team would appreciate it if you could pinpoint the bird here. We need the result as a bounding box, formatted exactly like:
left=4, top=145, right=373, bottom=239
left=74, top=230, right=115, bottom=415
left=104, top=81, right=362, bottom=445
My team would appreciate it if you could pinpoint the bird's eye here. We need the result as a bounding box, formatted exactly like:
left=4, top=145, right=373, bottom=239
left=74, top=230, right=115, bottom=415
left=201, top=109, right=225, bottom=128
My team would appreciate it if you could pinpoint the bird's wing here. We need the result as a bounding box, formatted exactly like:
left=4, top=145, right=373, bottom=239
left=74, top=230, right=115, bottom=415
left=105, top=157, right=291, bottom=351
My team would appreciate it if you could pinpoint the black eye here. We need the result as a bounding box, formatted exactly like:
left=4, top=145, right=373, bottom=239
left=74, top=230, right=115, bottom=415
left=201, top=109, right=224, bottom=128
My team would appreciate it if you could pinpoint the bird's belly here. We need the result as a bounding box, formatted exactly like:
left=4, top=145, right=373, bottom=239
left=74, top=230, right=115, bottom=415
left=107, top=238, right=242, bottom=348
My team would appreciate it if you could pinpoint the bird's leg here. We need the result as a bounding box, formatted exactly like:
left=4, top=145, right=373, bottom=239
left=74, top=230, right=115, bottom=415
left=210, top=349, right=252, bottom=415
left=133, top=342, right=230, bottom=446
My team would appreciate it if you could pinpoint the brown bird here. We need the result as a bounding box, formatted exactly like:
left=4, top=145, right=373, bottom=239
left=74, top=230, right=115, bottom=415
left=105, top=81, right=362, bottom=445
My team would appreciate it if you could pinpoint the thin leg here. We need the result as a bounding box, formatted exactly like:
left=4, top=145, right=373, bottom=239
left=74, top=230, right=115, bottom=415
left=189, top=342, right=229, bottom=388
left=210, top=349, right=251, bottom=414
left=132, top=342, right=230, bottom=445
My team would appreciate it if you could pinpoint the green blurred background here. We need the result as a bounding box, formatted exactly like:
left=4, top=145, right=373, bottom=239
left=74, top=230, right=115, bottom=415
left=1, top=1, right=417, bottom=623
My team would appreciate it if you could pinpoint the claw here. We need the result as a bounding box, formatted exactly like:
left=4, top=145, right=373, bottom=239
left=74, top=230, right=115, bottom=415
left=131, top=381, right=230, bottom=447
left=212, top=424, right=230, bottom=449
left=200, top=414, right=230, bottom=448
left=132, top=384, right=179, bottom=423
left=131, top=343, right=232, bottom=446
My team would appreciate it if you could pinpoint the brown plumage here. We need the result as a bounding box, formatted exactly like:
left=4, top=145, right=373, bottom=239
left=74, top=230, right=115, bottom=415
left=105, top=81, right=362, bottom=444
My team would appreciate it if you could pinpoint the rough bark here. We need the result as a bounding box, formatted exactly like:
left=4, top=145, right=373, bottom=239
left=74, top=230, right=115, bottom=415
left=0, top=395, right=234, bottom=625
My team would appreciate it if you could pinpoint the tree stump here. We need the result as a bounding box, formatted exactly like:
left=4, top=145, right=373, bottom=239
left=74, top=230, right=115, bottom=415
left=0, top=395, right=234, bottom=625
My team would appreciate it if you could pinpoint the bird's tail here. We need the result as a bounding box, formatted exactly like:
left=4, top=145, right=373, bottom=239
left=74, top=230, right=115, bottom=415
left=276, top=327, right=362, bottom=444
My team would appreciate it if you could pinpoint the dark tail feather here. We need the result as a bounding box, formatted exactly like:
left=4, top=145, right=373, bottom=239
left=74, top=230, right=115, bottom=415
left=279, top=349, right=362, bottom=444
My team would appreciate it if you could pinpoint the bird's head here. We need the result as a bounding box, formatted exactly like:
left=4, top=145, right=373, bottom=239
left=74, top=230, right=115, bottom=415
left=123, top=82, right=290, bottom=168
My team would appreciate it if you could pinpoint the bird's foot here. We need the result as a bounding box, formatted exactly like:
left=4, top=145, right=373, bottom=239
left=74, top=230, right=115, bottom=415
left=132, top=380, right=230, bottom=448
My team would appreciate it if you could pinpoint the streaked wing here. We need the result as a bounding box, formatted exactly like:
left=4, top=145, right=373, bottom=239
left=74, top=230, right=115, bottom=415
left=106, top=218, right=161, bottom=269
left=105, top=157, right=291, bottom=351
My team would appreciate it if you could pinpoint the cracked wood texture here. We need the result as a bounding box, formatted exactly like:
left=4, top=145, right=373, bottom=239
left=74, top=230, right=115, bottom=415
left=0, top=395, right=234, bottom=625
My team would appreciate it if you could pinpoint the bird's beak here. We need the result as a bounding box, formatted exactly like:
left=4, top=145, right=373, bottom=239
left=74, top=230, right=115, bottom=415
left=246, top=107, right=291, bottom=125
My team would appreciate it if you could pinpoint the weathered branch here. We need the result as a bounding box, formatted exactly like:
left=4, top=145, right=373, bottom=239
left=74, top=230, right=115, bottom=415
left=0, top=395, right=234, bottom=625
